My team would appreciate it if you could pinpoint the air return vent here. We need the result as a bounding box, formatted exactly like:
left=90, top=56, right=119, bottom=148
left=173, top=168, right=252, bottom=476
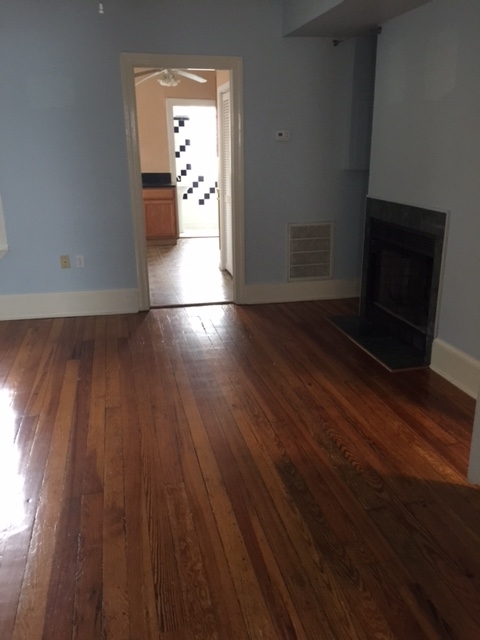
left=288, top=222, right=332, bottom=281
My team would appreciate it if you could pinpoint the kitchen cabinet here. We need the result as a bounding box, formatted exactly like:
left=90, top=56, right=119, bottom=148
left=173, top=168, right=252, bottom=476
left=143, top=187, right=178, bottom=244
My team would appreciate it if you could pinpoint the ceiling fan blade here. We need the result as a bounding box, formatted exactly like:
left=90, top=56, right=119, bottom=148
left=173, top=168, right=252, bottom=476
left=134, top=71, right=162, bottom=86
left=174, top=69, right=207, bottom=83
left=134, top=68, right=208, bottom=87
left=134, top=68, right=160, bottom=78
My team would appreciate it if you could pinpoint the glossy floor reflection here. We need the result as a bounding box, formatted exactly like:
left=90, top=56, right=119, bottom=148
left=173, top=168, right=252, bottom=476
left=147, top=237, right=233, bottom=307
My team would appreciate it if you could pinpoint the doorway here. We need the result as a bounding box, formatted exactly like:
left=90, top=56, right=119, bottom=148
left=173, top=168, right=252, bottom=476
left=166, top=100, right=219, bottom=238
left=150, top=95, right=232, bottom=306
left=120, top=53, right=244, bottom=310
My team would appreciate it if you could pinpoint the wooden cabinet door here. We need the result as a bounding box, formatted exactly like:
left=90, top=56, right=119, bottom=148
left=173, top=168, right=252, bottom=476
left=143, top=188, right=178, bottom=243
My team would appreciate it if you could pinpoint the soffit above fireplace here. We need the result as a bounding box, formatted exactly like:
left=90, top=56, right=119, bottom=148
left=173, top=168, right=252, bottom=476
left=283, top=0, right=433, bottom=38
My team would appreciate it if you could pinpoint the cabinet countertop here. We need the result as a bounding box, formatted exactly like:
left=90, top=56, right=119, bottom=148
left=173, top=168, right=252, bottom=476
left=142, top=185, right=176, bottom=190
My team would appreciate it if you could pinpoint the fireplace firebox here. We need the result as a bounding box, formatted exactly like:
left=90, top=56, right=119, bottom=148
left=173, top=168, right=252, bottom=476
left=332, top=198, right=446, bottom=370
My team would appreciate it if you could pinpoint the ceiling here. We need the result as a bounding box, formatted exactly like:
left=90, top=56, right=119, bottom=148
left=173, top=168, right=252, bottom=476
left=286, top=0, right=432, bottom=37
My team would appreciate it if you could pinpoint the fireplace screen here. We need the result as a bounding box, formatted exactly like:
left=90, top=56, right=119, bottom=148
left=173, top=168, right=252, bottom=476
left=373, top=244, right=433, bottom=331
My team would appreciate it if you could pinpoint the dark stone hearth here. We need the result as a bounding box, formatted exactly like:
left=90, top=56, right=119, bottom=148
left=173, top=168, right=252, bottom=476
left=331, top=315, right=430, bottom=370
left=332, top=198, right=447, bottom=371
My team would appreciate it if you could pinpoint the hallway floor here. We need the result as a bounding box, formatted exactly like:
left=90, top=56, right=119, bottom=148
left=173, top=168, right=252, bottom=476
left=147, top=237, right=233, bottom=307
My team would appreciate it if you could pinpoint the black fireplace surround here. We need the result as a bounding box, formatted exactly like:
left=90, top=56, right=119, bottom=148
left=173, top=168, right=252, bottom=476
left=332, top=198, right=446, bottom=370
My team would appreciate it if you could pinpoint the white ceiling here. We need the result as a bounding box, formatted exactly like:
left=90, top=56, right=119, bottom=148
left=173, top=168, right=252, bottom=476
left=288, top=0, right=432, bottom=37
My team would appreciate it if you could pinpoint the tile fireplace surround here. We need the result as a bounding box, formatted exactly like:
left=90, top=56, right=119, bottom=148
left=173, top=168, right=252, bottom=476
left=332, top=197, right=447, bottom=371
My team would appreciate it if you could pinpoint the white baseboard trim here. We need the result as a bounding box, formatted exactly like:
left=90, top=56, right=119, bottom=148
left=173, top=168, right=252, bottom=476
left=430, top=338, right=480, bottom=399
left=0, top=289, right=139, bottom=320
left=242, top=278, right=360, bottom=305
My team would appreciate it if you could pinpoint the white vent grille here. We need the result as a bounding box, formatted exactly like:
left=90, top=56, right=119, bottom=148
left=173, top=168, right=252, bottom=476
left=288, top=222, right=332, bottom=281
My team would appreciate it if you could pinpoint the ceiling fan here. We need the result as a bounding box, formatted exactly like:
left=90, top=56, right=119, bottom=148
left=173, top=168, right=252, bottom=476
left=134, top=68, right=208, bottom=87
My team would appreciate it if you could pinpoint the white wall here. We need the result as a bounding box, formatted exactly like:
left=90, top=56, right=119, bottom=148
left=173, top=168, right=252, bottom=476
left=0, top=0, right=366, bottom=307
left=369, top=0, right=480, bottom=362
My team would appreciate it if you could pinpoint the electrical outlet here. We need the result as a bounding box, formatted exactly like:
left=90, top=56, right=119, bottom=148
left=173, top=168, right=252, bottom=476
left=60, top=255, right=71, bottom=269
left=76, top=254, right=84, bottom=268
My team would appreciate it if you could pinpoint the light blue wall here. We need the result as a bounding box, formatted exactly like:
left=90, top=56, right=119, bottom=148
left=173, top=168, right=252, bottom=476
left=368, top=0, right=480, bottom=360
left=0, top=0, right=366, bottom=295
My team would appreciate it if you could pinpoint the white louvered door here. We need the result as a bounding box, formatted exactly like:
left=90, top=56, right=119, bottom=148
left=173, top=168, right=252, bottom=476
left=218, top=84, right=233, bottom=275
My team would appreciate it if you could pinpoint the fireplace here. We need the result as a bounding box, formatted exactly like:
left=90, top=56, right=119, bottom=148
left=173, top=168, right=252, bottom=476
left=332, top=198, right=447, bottom=370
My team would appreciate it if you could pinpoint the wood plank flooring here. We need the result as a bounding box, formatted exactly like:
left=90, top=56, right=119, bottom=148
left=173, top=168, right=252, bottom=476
left=147, top=239, right=233, bottom=307
left=0, top=299, right=478, bottom=639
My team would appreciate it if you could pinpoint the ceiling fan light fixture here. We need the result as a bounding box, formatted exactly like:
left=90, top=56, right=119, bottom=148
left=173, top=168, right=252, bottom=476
left=157, top=70, right=181, bottom=87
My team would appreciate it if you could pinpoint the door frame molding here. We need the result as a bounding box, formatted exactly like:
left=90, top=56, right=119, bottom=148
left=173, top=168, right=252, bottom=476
left=120, top=52, right=245, bottom=309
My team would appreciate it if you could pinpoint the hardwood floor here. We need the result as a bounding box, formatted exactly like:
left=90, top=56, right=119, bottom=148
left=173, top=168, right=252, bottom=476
left=0, top=299, right=478, bottom=639
left=147, top=238, right=233, bottom=307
